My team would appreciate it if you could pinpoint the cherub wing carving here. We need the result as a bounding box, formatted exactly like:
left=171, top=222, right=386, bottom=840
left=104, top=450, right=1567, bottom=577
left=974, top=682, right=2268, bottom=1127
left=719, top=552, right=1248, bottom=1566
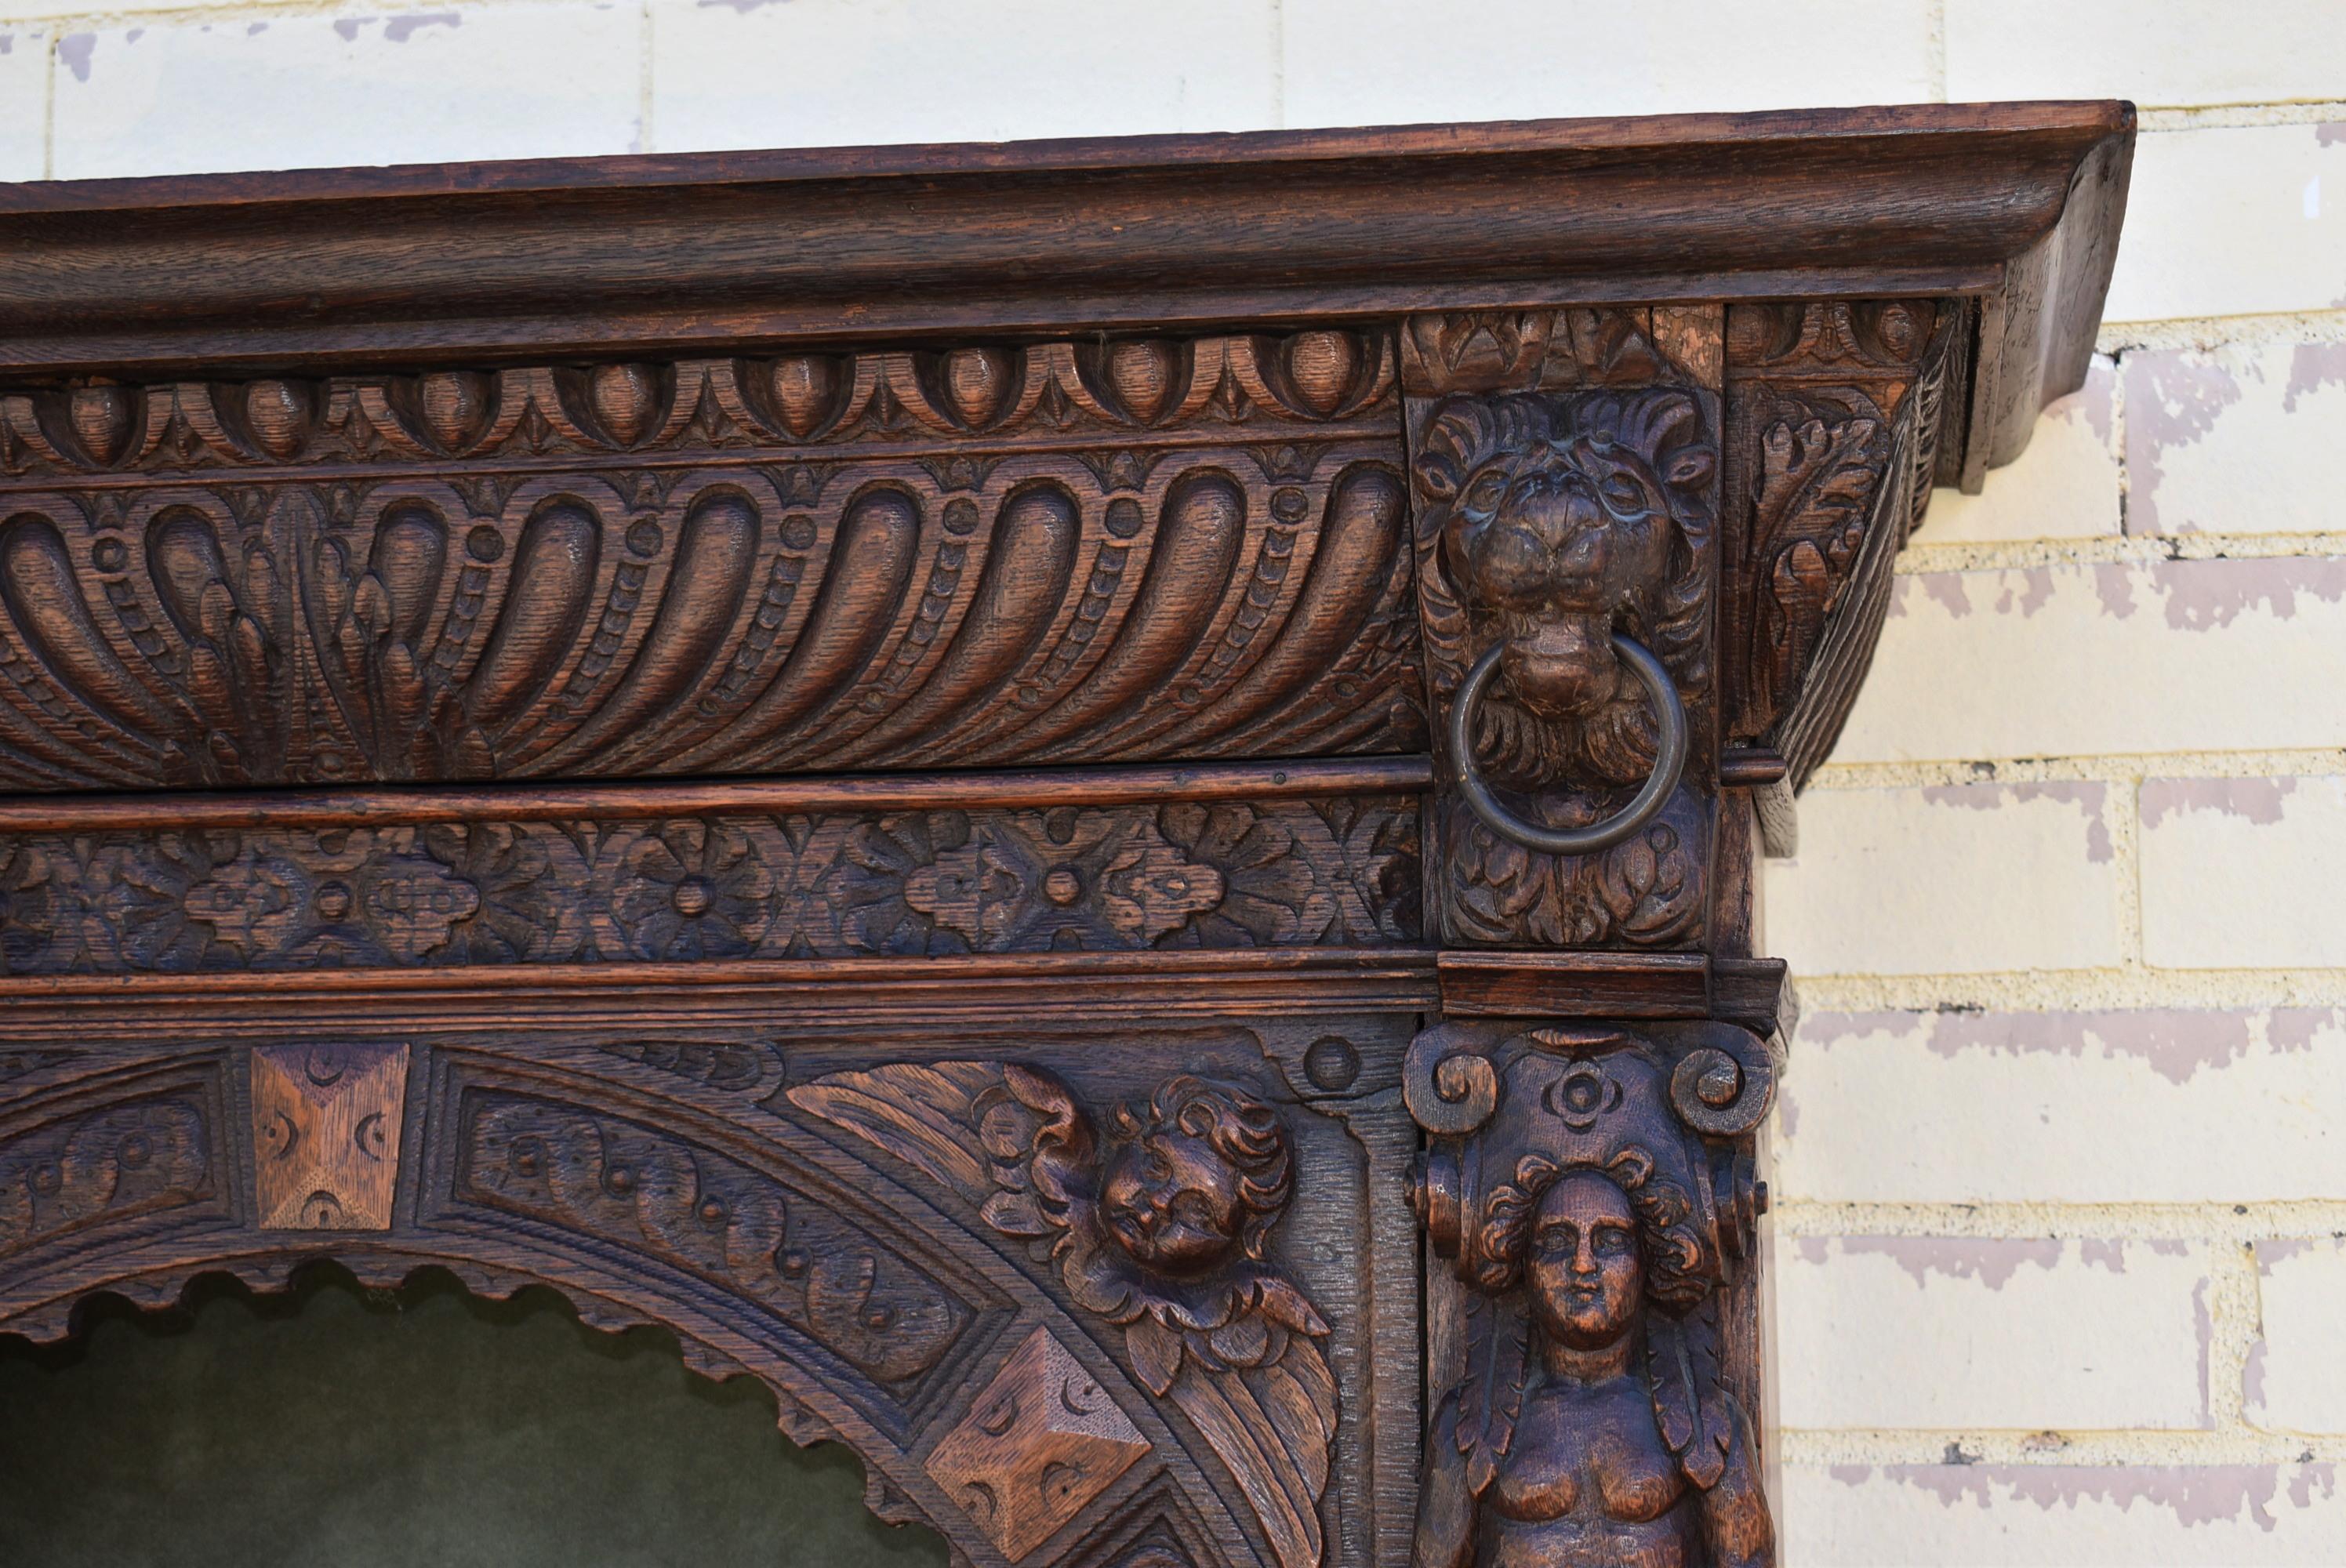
left=786, top=1059, right=1091, bottom=1243
left=1122, top=1282, right=1337, bottom=1568
left=790, top=1060, right=1338, bottom=1568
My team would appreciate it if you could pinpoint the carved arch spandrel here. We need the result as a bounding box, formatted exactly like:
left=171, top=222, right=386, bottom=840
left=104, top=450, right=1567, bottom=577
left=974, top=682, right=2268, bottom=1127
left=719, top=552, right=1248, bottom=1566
left=0, top=1044, right=1316, bottom=1568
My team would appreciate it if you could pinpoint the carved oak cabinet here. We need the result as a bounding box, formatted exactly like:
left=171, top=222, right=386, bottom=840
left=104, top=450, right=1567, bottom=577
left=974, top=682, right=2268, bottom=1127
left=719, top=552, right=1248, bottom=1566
left=0, top=105, right=2131, bottom=1568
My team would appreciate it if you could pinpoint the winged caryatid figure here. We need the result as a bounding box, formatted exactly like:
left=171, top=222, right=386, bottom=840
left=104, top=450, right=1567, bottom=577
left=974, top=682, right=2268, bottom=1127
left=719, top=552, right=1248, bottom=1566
left=790, top=1061, right=1338, bottom=1568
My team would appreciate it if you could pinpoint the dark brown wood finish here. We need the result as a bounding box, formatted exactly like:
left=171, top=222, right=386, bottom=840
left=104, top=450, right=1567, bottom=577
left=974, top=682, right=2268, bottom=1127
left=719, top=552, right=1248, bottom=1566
left=0, top=105, right=2131, bottom=1568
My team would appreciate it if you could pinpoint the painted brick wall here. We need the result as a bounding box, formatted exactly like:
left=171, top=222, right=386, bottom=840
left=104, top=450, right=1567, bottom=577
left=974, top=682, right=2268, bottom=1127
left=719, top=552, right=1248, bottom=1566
left=0, top=1, right=2339, bottom=1562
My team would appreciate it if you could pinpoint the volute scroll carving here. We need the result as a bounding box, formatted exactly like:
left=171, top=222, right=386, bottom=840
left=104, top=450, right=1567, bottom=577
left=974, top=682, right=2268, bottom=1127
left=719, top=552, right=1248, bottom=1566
left=1404, top=1022, right=1775, bottom=1568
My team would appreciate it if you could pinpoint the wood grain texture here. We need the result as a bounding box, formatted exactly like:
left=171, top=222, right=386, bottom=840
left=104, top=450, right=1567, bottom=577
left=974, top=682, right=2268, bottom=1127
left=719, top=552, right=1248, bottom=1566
left=250, top=1040, right=408, bottom=1229
left=0, top=105, right=2140, bottom=1568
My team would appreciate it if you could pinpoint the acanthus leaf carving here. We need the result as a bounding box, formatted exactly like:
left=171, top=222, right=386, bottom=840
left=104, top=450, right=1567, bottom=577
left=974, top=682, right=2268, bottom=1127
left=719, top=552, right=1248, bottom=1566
left=790, top=1062, right=1338, bottom=1568
left=1740, top=397, right=1890, bottom=737
left=1722, top=299, right=1950, bottom=775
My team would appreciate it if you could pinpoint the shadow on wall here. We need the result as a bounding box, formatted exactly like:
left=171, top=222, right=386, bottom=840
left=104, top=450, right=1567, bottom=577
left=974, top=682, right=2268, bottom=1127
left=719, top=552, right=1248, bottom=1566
left=0, top=1265, right=948, bottom=1568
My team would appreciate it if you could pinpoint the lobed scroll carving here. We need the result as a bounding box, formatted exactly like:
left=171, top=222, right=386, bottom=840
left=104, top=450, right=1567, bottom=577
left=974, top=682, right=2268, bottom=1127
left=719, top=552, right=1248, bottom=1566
left=1405, top=1022, right=1774, bottom=1567
left=791, top=1062, right=1338, bottom=1568
left=1408, top=376, right=1719, bottom=949
left=0, top=1091, right=216, bottom=1261
left=456, top=1091, right=975, bottom=1389
left=0, top=796, right=1417, bottom=974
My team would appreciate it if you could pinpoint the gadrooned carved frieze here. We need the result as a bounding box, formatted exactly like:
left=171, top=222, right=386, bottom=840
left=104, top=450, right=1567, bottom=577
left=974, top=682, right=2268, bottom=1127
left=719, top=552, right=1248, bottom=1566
left=1404, top=1021, right=1776, bottom=1568
left=792, top=1061, right=1338, bottom=1568
left=0, top=332, right=1422, bottom=792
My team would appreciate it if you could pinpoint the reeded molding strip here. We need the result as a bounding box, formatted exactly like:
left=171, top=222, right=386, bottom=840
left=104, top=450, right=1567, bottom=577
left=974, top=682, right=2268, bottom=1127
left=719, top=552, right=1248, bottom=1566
left=0, top=756, right=1433, bottom=832
left=0, top=947, right=1444, bottom=1017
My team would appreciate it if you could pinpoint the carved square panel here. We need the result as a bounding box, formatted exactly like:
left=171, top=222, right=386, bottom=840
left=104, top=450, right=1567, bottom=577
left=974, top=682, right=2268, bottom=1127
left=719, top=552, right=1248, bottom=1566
left=251, top=1044, right=410, bottom=1230
left=926, top=1327, right=1151, bottom=1563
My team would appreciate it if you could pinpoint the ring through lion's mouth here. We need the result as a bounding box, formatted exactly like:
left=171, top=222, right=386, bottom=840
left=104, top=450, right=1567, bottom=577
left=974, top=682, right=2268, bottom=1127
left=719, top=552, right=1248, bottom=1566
left=1495, top=612, right=1626, bottom=720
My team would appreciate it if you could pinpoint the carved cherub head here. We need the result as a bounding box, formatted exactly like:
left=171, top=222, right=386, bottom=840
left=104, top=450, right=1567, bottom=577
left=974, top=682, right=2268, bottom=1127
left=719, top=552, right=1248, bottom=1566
left=1415, top=391, right=1716, bottom=785
left=1099, top=1075, right=1292, bottom=1276
left=1475, top=1149, right=1709, bottom=1320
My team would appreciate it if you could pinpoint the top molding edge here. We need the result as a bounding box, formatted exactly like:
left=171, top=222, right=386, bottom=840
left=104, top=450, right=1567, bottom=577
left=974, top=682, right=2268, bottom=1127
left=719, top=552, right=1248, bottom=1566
left=0, top=101, right=2130, bottom=213
left=0, top=103, right=2134, bottom=475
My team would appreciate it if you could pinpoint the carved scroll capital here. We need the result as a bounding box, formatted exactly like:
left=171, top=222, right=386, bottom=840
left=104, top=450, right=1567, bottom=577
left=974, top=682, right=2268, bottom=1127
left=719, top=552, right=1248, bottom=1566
left=1404, top=1020, right=1775, bottom=1568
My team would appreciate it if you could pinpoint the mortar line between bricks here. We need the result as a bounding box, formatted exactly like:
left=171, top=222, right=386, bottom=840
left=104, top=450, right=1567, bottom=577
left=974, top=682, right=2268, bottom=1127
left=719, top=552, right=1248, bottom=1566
left=2110, top=761, right=2147, bottom=968
left=2138, top=99, right=2346, bottom=129
left=1778, top=1429, right=2346, bottom=1468
left=2099, top=307, right=2346, bottom=352
left=1784, top=967, right=2346, bottom=1013
left=1774, top=1200, right=2346, bottom=1243
left=7, top=0, right=594, bottom=29
left=634, top=0, right=653, bottom=154
left=2206, top=1236, right=2262, bottom=1431
left=1896, top=529, right=2346, bottom=571
left=40, top=22, right=56, bottom=179
left=1807, top=750, right=2346, bottom=791
left=1924, top=0, right=1946, bottom=103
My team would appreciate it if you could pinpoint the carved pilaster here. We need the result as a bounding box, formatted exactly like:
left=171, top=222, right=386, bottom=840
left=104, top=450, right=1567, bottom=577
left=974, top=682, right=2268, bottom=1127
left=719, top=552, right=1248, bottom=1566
left=1404, top=1021, right=1777, bottom=1568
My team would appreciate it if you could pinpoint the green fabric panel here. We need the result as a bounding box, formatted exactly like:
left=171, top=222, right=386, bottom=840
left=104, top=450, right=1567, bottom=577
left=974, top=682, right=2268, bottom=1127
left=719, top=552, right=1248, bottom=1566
left=0, top=1268, right=948, bottom=1567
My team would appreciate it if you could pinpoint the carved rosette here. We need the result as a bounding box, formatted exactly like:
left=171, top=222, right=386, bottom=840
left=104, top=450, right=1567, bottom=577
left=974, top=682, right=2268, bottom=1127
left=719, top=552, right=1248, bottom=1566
left=1405, top=308, right=1723, bottom=950
left=0, top=796, right=1418, bottom=974
left=1404, top=1021, right=1777, bottom=1567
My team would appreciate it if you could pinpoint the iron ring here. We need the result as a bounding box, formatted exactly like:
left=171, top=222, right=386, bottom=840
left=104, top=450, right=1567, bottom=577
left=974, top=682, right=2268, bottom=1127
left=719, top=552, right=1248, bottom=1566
left=1448, top=633, right=1688, bottom=856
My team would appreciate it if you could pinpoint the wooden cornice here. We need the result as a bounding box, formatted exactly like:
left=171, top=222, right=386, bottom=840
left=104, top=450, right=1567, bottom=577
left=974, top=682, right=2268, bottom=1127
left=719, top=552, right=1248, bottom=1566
left=0, top=103, right=2131, bottom=483
left=0, top=106, right=2141, bottom=1568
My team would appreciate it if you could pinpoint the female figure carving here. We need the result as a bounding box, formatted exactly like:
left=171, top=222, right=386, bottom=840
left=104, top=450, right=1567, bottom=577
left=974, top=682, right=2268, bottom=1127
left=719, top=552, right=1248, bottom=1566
left=1413, top=1154, right=1772, bottom=1568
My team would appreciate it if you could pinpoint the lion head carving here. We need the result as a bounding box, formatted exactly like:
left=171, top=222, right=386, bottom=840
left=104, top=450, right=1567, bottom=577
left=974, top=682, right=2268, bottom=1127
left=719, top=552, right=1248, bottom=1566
left=1414, top=390, right=1716, bottom=789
